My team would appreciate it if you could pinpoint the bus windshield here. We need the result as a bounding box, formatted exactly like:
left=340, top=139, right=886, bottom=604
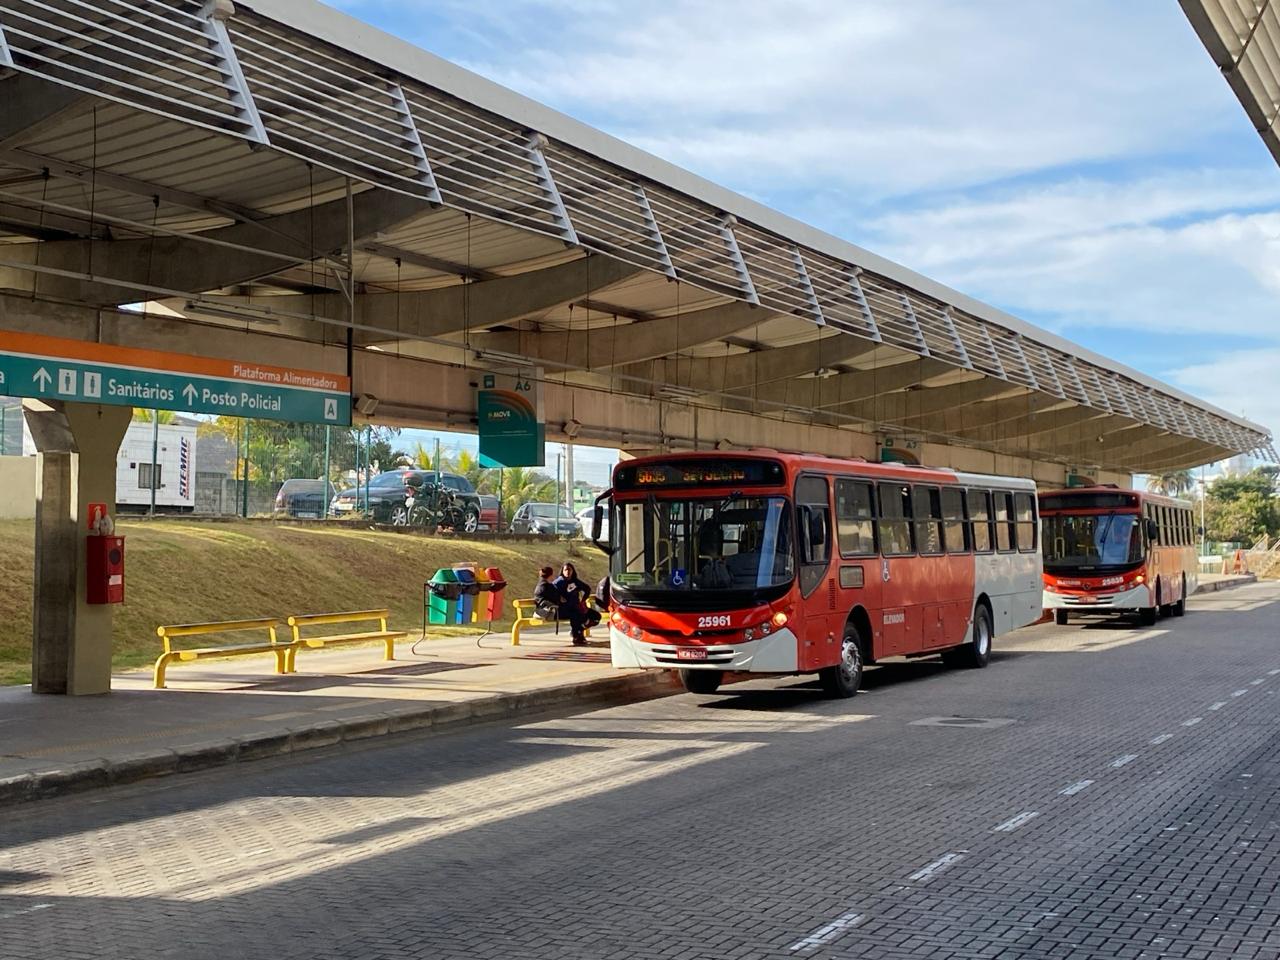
left=610, top=496, right=794, bottom=602
left=1042, top=512, right=1145, bottom=571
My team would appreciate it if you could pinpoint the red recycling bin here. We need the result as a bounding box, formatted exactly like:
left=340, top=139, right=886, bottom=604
left=483, top=566, right=506, bottom=621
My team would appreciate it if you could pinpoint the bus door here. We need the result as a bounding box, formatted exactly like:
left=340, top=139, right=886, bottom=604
left=796, top=475, right=839, bottom=670
left=876, top=481, right=915, bottom=656
left=911, top=485, right=958, bottom=650
left=834, top=477, right=881, bottom=649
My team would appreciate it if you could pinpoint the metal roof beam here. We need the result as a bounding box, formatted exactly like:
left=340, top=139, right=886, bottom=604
left=474, top=299, right=767, bottom=370
left=634, top=183, right=677, bottom=280
left=616, top=331, right=879, bottom=396
left=527, top=132, right=577, bottom=246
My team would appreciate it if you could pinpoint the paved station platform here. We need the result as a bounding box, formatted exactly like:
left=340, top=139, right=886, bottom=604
left=0, top=573, right=1257, bottom=805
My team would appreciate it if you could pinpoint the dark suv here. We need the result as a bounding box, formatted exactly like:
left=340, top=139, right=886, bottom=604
left=330, top=470, right=482, bottom=531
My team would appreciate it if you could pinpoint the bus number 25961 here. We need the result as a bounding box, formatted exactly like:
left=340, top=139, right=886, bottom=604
left=697, top=614, right=732, bottom=629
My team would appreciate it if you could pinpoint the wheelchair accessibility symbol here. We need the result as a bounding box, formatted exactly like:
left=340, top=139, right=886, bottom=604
left=881, top=558, right=891, bottom=583
left=670, top=569, right=687, bottom=587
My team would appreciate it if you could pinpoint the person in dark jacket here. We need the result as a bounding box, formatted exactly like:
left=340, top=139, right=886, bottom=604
left=533, top=566, right=563, bottom=621
left=553, top=561, right=600, bottom=644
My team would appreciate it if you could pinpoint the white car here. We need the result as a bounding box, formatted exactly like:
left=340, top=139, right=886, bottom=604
left=577, top=506, right=609, bottom=542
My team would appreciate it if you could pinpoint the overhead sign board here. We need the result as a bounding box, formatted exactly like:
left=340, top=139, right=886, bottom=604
left=0, top=331, right=350, bottom=425
left=477, top=368, right=544, bottom=467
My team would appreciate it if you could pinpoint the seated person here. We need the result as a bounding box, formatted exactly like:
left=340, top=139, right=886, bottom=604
left=552, top=562, right=601, bottom=644
left=533, top=566, right=563, bottom=620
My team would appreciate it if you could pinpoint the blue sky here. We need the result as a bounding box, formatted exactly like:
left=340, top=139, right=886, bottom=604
left=338, top=0, right=1280, bottom=458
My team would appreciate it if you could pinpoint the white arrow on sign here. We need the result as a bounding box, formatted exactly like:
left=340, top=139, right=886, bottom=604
left=182, top=383, right=198, bottom=405
left=33, top=367, right=52, bottom=390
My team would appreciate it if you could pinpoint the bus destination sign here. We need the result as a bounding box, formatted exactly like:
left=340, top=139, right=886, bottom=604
left=615, top=458, right=785, bottom=491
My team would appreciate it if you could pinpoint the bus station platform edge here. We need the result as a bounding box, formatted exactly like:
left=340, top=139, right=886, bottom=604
left=0, top=629, right=679, bottom=808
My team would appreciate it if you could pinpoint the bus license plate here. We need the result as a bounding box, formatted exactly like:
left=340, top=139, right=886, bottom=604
left=1076, top=596, right=1095, bottom=604
left=676, top=648, right=707, bottom=661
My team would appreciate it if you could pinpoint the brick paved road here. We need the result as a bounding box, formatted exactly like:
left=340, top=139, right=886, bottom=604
left=3, top=583, right=1279, bottom=960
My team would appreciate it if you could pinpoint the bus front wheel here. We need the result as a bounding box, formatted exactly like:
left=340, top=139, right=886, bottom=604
left=1139, top=605, right=1157, bottom=626
left=1054, top=609, right=1069, bottom=626
left=680, top=669, right=723, bottom=695
left=819, top=625, right=864, bottom=698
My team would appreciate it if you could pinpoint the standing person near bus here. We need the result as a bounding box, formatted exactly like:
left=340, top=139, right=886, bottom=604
left=554, top=561, right=600, bottom=644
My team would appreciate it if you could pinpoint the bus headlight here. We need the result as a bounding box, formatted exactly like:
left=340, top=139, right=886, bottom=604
left=771, top=611, right=789, bottom=628
left=743, top=628, right=755, bottom=641
left=1134, top=574, right=1145, bottom=585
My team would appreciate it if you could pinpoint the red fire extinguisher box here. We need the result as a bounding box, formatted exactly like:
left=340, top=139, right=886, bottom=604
left=86, top=536, right=125, bottom=604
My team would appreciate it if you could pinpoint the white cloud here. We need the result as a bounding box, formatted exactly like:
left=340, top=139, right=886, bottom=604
left=857, top=171, right=1280, bottom=338
left=402, top=0, right=1244, bottom=196
left=1168, top=348, right=1280, bottom=440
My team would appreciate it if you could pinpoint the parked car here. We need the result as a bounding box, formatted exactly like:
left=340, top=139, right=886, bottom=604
left=330, top=470, right=482, bottom=531
left=576, top=505, right=609, bottom=542
left=510, top=502, right=581, bottom=536
left=478, top=494, right=500, bottom=531
left=274, top=479, right=336, bottom=518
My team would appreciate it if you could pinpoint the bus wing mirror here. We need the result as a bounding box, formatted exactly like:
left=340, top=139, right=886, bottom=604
left=591, top=489, right=613, bottom=556
left=1146, top=518, right=1159, bottom=542
left=591, top=505, right=603, bottom=541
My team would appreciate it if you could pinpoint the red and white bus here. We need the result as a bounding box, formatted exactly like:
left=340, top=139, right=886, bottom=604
left=1040, top=486, right=1198, bottom=626
left=593, top=451, right=1043, bottom=697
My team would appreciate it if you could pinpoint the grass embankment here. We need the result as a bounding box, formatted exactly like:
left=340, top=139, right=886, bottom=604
left=0, top=519, right=607, bottom=686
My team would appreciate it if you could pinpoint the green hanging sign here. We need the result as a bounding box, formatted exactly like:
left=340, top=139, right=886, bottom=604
left=477, top=370, right=544, bottom=467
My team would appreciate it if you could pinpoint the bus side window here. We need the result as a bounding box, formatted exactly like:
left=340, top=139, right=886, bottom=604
left=968, top=489, right=993, bottom=553
left=941, top=487, right=968, bottom=554
left=877, top=483, right=914, bottom=556
left=912, top=485, right=943, bottom=555
left=994, top=492, right=1014, bottom=552
left=1014, top=492, right=1036, bottom=553
left=835, top=479, right=876, bottom=557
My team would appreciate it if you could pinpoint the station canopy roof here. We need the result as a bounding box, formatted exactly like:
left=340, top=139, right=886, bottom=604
left=0, top=0, right=1272, bottom=473
left=1183, top=0, right=1280, bottom=167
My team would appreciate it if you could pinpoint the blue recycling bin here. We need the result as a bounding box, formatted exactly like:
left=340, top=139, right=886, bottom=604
left=453, top=567, right=477, bottom=624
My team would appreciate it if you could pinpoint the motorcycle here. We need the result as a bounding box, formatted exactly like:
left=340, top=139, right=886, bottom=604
left=399, top=479, right=469, bottom=531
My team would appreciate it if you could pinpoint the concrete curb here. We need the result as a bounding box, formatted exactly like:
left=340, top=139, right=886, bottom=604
left=1194, top=575, right=1257, bottom=594
left=2, top=670, right=682, bottom=808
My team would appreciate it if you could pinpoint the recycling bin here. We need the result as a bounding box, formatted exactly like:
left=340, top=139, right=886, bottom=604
left=427, top=567, right=461, bottom=625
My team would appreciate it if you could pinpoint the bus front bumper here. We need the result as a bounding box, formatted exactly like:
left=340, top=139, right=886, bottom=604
left=1043, top=584, right=1152, bottom=611
left=610, top=626, right=799, bottom=673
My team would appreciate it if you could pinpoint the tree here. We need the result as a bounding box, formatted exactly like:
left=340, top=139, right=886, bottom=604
left=132, top=409, right=177, bottom=424
left=1205, top=492, right=1276, bottom=544
left=1211, top=468, right=1277, bottom=503
left=498, top=465, right=556, bottom=524
left=1147, top=470, right=1193, bottom=497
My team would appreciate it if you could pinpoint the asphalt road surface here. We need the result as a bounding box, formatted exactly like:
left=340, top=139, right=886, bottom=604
left=4, top=582, right=1279, bottom=960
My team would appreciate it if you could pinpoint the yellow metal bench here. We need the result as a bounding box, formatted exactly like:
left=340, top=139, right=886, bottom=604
left=284, top=609, right=407, bottom=672
left=510, top=598, right=597, bottom=646
left=154, top=618, right=286, bottom=689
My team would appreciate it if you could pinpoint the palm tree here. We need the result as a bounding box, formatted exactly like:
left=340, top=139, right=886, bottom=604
left=1147, top=470, right=1194, bottom=497
left=132, top=409, right=177, bottom=424
left=500, top=465, right=556, bottom=526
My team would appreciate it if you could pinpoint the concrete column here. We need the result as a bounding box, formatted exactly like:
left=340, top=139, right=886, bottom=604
left=24, top=399, right=132, bottom=695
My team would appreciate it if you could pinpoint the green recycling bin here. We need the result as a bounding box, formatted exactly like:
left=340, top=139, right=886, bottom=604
left=427, top=567, right=461, bottom=625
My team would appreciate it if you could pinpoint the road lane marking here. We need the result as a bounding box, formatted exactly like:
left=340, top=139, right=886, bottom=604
left=1149, top=734, right=1174, bottom=744
left=1232, top=689, right=1249, bottom=697
left=789, top=911, right=865, bottom=952
left=993, top=811, right=1040, bottom=832
left=1182, top=717, right=1203, bottom=727
left=1111, top=754, right=1139, bottom=768
left=908, top=853, right=964, bottom=881
left=1250, top=679, right=1265, bottom=685
left=1208, top=702, right=1227, bottom=711
left=0, top=903, right=52, bottom=921
left=1269, top=669, right=1280, bottom=676
left=1059, top=780, right=1094, bottom=796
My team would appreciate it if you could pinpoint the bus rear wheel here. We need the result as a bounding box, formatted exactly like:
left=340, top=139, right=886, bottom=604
left=943, top=603, right=992, bottom=669
left=819, top=625, right=863, bottom=698
left=1172, top=576, right=1187, bottom=617
left=1054, top=609, right=1069, bottom=626
left=680, top=669, right=723, bottom=695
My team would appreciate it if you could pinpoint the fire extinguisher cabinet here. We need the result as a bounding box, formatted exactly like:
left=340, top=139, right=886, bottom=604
left=86, top=536, right=125, bottom=604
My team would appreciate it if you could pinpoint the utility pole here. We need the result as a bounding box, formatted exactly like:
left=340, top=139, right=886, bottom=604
left=241, top=419, right=250, bottom=518
left=1199, top=464, right=1207, bottom=559
left=555, top=452, right=562, bottom=511
left=565, top=439, right=575, bottom=513
left=149, top=410, right=159, bottom=516
left=323, top=425, right=331, bottom=518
